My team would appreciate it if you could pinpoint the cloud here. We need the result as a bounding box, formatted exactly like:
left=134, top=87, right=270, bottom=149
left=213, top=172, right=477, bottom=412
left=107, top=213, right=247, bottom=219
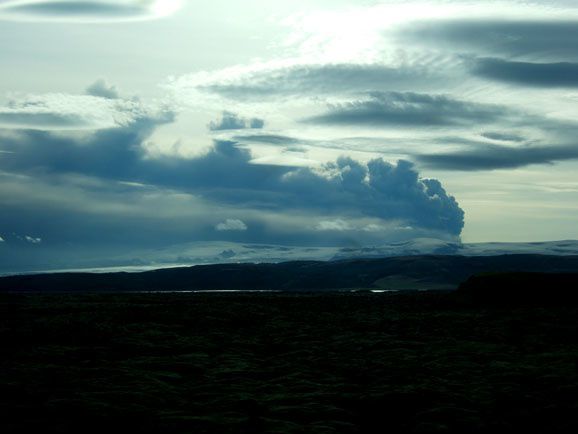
left=0, top=78, right=467, bottom=272
left=0, top=0, right=182, bottom=23
left=249, top=118, right=265, bottom=129
left=314, top=219, right=353, bottom=232
left=280, top=157, right=464, bottom=235
left=0, top=109, right=468, bottom=273
left=396, top=19, right=578, bottom=60
left=0, top=235, right=4, bottom=242
left=306, top=91, right=510, bottom=128
left=312, top=219, right=390, bottom=232
left=215, top=219, right=248, bottom=232
left=471, top=58, right=578, bottom=88
left=0, top=119, right=465, bottom=238
left=208, top=111, right=265, bottom=131
left=170, top=62, right=449, bottom=101
left=0, top=92, right=170, bottom=131
left=1, top=127, right=465, bottom=235
left=25, top=235, right=42, bottom=244
left=85, top=79, right=119, bottom=99
left=232, top=134, right=300, bottom=146
left=415, top=143, right=578, bottom=171
left=481, top=131, right=525, bottom=143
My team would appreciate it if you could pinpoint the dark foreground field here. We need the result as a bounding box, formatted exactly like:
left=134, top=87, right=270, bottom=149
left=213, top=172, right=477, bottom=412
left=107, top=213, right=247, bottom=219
left=1, top=291, right=578, bottom=433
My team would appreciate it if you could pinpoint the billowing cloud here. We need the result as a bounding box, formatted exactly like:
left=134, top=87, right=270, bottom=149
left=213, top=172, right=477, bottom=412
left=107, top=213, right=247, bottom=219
left=306, top=91, right=510, bottom=128
left=0, top=109, right=465, bottom=244
left=0, top=235, right=4, bottom=243
left=1, top=131, right=465, bottom=235
left=277, top=157, right=464, bottom=235
left=0, top=130, right=465, bottom=272
left=0, top=0, right=182, bottom=23
left=215, top=219, right=248, bottom=232
left=208, top=111, right=265, bottom=131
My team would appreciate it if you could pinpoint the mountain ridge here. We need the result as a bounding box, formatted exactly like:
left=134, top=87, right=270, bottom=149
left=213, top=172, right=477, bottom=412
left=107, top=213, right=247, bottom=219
left=4, top=239, right=578, bottom=275
left=3, top=253, right=578, bottom=292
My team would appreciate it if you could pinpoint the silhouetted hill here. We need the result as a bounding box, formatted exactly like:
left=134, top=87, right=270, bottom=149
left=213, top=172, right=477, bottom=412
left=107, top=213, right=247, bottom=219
left=457, top=272, right=578, bottom=305
left=3, top=254, right=578, bottom=292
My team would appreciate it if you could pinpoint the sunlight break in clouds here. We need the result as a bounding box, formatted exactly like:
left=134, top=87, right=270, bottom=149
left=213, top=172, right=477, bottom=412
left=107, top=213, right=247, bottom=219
left=0, top=0, right=182, bottom=22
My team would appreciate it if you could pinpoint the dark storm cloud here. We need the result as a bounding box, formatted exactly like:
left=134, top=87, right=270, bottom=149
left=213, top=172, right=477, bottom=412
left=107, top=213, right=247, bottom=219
left=208, top=111, right=265, bottom=131
left=472, top=58, right=578, bottom=88
left=415, top=143, right=578, bottom=171
left=306, top=92, right=510, bottom=127
left=0, top=88, right=468, bottom=273
left=0, top=120, right=464, bottom=236
left=0, top=133, right=283, bottom=194
left=283, top=157, right=465, bottom=235
left=396, top=19, right=578, bottom=59
left=0, top=112, right=175, bottom=179
left=197, top=63, right=446, bottom=100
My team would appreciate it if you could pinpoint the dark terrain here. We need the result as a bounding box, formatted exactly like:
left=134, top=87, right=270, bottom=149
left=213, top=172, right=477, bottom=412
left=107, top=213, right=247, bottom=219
left=3, top=254, right=578, bottom=292
left=1, top=281, right=578, bottom=433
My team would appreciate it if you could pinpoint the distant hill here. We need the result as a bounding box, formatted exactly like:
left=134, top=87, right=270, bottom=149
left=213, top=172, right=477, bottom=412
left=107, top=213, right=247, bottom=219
left=3, top=254, right=578, bottom=292
left=332, top=239, right=578, bottom=259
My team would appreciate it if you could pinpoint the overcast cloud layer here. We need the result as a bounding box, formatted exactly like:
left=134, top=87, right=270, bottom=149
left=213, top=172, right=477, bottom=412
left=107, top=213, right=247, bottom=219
left=1, top=0, right=578, bottom=272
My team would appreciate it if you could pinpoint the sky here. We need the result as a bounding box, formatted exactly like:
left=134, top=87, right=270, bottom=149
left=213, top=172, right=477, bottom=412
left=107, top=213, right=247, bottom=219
left=1, top=0, right=578, bottom=272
